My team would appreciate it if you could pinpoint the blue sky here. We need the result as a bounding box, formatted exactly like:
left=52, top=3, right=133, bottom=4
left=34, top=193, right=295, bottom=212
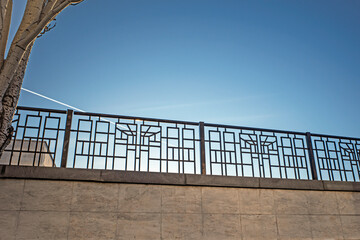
left=10, top=0, right=360, bottom=137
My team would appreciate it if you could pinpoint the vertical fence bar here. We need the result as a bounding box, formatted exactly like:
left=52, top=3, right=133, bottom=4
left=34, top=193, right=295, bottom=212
left=199, top=122, right=206, bottom=175
left=306, top=132, right=318, bottom=180
left=61, top=110, right=73, bottom=168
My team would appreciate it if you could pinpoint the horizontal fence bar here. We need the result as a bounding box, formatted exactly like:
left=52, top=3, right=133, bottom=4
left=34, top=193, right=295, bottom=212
left=73, top=111, right=199, bottom=126
left=204, top=122, right=306, bottom=135
left=311, top=133, right=360, bottom=141
left=16, top=106, right=67, bottom=114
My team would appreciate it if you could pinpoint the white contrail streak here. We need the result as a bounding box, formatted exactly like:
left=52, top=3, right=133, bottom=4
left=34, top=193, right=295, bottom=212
left=21, top=87, right=122, bottom=126
left=21, top=88, right=137, bottom=131
left=21, top=87, right=85, bottom=112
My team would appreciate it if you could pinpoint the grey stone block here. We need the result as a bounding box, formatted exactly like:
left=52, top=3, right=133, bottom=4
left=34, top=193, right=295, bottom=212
left=52, top=168, right=102, bottom=182
left=310, top=215, right=344, bottom=240
left=260, top=177, right=324, bottom=190
left=0, top=211, right=18, bottom=240
left=203, top=213, right=241, bottom=240
left=307, top=191, right=340, bottom=215
left=241, top=215, right=277, bottom=240
left=274, top=189, right=309, bottom=215
left=22, top=180, right=72, bottom=211
left=0, top=179, right=24, bottom=210
left=238, top=188, right=275, bottom=215
left=202, top=187, right=239, bottom=214
left=161, top=185, right=202, bottom=213
left=71, top=181, right=118, bottom=212
left=323, top=181, right=360, bottom=192
left=17, top=211, right=69, bottom=240
left=162, top=213, right=202, bottom=240
left=118, top=184, right=161, bottom=213
left=336, top=191, right=360, bottom=215
left=117, top=213, right=161, bottom=240
left=101, top=170, right=185, bottom=185
left=277, top=215, right=312, bottom=240
left=340, top=215, right=360, bottom=239
left=0, top=165, right=102, bottom=182
left=68, top=212, right=117, bottom=240
left=186, top=174, right=259, bottom=188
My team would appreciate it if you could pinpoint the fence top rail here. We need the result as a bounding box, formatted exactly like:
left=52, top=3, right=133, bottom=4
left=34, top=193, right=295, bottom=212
left=204, top=122, right=307, bottom=135
left=73, top=110, right=200, bottom=126
left=16, top=106, right=67, bottom=114
left=16, top=106, right=360, bottom=140
left=310, top=132, right=360, bottom=141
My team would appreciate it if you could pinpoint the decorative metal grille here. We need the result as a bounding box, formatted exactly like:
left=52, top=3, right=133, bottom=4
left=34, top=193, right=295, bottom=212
left=312, top=135, right=360, bottom=181
left=2, top=106, right=360, bottom=182
left=204, top=125, right=311, bottom=179
left=68, top=112, right=201, bottom=174
left=1, top=107, right=67, bottom=167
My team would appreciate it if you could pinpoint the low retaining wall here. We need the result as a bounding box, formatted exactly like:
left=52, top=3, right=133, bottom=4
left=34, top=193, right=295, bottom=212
left=1, top=166, right=360, bottom=239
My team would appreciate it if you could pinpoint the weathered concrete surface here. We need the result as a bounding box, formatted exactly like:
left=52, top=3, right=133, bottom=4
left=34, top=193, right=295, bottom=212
left=1, top=166, right=360, bottom=239
left=1, top=182, right=360, bottom=239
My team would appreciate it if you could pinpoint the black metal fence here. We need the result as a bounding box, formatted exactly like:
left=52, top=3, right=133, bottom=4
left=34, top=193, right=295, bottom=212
left=1, top=106, right=359, bottom=182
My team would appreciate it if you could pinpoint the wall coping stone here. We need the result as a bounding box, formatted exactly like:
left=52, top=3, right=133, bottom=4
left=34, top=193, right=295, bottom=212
left=1, top=165, right=360, bottom=192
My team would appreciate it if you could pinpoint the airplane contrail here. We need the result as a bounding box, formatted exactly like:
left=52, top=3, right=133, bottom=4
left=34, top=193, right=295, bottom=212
left=21, top=87, right=85, bottom=112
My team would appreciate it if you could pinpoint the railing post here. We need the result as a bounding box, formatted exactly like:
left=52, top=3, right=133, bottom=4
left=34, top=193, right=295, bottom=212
left=61, top=109, right=73, bottom=168
left=306, top=132, right=318, bottom=180
left=199, top=121, right=206, bottom=175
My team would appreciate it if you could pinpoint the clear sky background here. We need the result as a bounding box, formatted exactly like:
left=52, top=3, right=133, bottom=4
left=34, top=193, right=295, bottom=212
left=10, top=0, right=360, bottom=137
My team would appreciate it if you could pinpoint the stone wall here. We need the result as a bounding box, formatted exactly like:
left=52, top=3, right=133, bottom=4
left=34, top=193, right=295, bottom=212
left=1, top=176, right=360, bottom=240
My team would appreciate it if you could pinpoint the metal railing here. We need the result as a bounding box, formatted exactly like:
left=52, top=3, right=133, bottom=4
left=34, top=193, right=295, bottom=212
left=1, top=106, right=359, bottom=182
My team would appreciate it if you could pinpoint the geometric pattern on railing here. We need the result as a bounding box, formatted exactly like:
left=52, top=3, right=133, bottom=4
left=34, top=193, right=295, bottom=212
left=312, top=135, right=360, bottom=182
left=2, top=106, right=360, bottom=182
left=204, top=125, right=312, bottom=179
left=1, top=107, right=67, bottom=167
left=70, top=112, right=200, bottom=174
